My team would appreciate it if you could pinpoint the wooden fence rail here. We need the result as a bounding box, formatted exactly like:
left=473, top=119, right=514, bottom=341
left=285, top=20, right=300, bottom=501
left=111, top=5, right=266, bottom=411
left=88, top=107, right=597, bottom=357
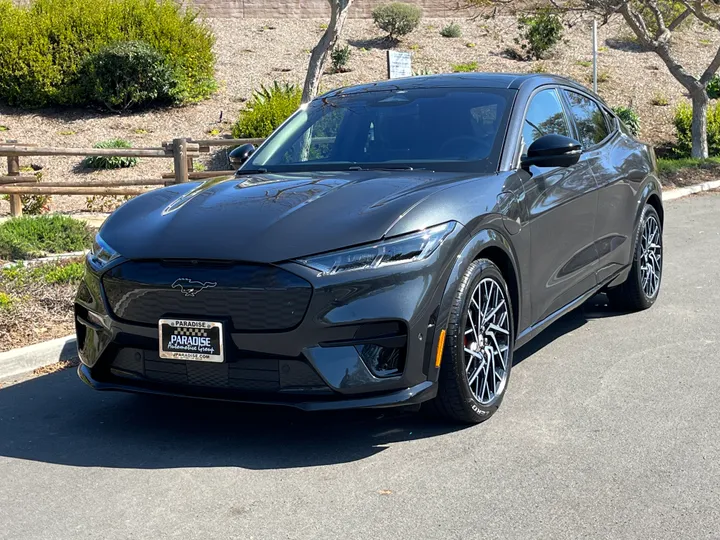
left=0, top=137, right=265, bottom=217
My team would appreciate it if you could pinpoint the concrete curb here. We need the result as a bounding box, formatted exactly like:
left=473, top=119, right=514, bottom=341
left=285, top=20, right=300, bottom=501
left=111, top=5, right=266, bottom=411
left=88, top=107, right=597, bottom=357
left=663, top=179, right=720, bottom=201
left=0, top=335, right=77, bottom=380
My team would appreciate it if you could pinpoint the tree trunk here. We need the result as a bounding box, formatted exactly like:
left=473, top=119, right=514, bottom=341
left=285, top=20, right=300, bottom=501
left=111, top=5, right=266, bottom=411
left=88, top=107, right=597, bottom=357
left=302, top=0, right=353, bottom=104
left=690, top=89, right=710, bottom=159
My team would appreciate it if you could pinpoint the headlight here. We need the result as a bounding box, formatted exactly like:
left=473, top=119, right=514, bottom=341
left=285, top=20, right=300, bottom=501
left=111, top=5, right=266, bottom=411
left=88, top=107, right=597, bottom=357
left=297, top=222, right=456, bottom=276
left=88, top=234, right=120, bottom=269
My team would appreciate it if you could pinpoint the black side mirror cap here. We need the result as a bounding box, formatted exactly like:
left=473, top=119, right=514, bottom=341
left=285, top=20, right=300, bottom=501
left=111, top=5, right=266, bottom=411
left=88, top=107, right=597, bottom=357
left=521, top=134, right=582, bottom=170
left=229, top=143, right=256, bottom=168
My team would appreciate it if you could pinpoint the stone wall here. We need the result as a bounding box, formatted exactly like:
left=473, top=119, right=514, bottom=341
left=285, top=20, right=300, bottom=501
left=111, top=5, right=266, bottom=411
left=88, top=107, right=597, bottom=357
left=191, top=0, right=462, bottom=19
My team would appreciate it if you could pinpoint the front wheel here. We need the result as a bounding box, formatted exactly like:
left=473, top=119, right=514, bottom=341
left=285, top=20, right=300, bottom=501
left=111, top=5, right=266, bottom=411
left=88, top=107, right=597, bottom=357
left=607, top=204, right=663, bottom=311
left=429, top=259, right=514, bottom=424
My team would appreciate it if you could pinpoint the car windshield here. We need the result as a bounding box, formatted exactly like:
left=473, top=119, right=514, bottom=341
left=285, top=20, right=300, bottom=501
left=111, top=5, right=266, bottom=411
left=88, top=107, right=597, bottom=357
left=242, top=86, right=513, bottom=174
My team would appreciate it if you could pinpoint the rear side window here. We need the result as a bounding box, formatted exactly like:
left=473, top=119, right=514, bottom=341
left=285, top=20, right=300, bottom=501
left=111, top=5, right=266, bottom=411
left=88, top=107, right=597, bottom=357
left=562, top=90, right=609, bottom=148
left=521, top=88, right=570, bottom=152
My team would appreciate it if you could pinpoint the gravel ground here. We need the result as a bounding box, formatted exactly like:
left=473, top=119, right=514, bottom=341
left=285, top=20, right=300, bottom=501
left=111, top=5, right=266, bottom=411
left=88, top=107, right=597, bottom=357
left=0, top=16, right=717, bottom=215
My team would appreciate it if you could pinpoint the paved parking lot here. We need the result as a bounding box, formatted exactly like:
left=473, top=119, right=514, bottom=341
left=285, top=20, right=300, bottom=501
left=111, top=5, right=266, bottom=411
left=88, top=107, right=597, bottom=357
left=1, top=193, right=719, bottom=540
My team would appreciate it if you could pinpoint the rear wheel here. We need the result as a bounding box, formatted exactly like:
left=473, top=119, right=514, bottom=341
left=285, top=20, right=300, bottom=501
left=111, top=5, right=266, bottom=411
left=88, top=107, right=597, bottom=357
left=607, top=204, right=663, bottom=311
left=429, top=259, right=514, bottom=424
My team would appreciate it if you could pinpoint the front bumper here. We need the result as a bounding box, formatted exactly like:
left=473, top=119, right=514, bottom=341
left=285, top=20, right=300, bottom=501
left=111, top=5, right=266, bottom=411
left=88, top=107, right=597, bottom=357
left=74, top=226, right=466, bottom=410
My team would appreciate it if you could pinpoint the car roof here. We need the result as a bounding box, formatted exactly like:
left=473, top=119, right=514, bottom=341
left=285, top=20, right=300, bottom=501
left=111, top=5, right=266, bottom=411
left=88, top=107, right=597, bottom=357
left=320, top=72, right=591, bottom=98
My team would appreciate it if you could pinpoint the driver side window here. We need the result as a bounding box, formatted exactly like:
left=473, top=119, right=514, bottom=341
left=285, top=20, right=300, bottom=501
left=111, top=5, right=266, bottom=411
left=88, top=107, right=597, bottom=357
left=521, top=89, right=570, bottom=155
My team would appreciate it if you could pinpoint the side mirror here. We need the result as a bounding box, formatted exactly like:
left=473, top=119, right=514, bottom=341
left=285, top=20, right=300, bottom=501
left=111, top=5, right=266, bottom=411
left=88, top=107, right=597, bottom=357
left=229, top=143, right=256, bottom=168
left=521, top=134, right=582, bottom=170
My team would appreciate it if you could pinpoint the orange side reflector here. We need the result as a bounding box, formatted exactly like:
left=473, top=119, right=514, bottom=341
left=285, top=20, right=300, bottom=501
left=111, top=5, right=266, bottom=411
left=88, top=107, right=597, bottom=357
left=435, top=329, right=447, bottom=369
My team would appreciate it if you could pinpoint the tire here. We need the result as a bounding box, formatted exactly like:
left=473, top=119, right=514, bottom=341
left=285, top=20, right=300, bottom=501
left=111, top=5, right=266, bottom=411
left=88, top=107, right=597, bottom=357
left=607, top=204, right=663, bottom=312
left=428, top=259, right=515, bottom=424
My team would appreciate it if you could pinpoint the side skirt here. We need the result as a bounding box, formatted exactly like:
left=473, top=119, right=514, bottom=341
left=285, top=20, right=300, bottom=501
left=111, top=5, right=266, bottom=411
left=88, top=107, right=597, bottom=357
left=514, top=266, right=630, bottom=350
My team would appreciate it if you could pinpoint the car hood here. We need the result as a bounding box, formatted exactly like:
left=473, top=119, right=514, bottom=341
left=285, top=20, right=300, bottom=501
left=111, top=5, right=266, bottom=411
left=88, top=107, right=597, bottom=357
left=101, top=170, right=476, bottom=263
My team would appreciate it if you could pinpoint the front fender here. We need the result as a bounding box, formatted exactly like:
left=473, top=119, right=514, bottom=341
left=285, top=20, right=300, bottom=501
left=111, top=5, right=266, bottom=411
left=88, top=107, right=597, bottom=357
left=426, top=222, right=521, bottom=383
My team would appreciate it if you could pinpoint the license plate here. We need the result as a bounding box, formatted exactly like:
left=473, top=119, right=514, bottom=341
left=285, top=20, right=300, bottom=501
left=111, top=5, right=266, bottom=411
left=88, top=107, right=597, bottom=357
left=158, top=319, right=224, bottom=362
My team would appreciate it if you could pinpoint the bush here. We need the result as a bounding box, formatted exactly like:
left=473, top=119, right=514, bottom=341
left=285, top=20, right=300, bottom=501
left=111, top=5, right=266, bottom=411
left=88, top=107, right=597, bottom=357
left=372, top=2, right=422, bottom=41
left=708, top=75, right=720, bottom=100
left=0, top=216, right=92, bottom=260
left=80, top=41, right=179, bottom=111
left=330, top=45, right=352, bottom=74
left=0, top=0, right=216, bottom=109
left=452, top=62, right=478, bottom=73
left=440, top=22, right=462, bottom=38
left=82, top=139, right=138, bottom=170
left=613, top=106, right=641, bottom=137
left=232, top=83, right=302, bottom=139
left=515, top=8, right=564, bottom=60
left=673, top=102, right=720, bottom=158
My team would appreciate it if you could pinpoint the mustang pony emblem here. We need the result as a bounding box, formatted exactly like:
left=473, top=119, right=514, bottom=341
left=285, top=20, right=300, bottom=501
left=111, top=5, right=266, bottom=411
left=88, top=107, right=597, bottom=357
left=171, top=278, right=217, bottom=297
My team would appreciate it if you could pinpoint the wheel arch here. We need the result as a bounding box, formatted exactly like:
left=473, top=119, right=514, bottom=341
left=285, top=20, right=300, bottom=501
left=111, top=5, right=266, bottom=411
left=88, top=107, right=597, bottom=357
left=475, top=245, right=520, bottom=341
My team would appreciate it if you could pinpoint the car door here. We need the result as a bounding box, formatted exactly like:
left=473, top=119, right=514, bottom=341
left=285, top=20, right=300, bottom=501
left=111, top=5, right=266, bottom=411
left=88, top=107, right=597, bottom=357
left=560, top=89, right=639, bottom=284
left=517, top=87, right=600, bottom=324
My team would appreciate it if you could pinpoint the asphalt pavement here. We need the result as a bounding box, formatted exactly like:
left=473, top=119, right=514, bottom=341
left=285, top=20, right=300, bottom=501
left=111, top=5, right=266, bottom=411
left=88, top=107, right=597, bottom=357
left=1, top=193, right=719, bottom=540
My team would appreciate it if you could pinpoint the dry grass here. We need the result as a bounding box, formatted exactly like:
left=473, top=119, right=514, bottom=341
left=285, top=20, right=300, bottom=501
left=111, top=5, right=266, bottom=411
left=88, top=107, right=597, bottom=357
left=0, top=259, right=82, bottom=352
left=0, top=15, right=718, bottom=217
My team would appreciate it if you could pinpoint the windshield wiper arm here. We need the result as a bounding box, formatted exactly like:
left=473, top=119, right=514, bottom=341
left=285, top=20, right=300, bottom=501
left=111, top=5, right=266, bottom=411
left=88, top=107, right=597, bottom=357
left=235, top=168, right=268, bottom=175
left=347, top=166, right=420, bottom=171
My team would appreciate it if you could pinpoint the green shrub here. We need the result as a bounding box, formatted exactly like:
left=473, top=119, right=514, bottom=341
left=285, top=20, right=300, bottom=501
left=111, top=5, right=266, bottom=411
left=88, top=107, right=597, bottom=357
left=330, top=45, right=352, bottom=74
left=372, top=2, right=422, bottom=41
left=0, top=216, right=92, bottom=260
left=651, top=93, right=669, bottom=106
left=82, top=139, right=138, bottom=170
left=80, top=41, right=179, bottom=111
left=0, top=291, right=13, bottom=311
left=440, top=22, right=462, bottom=38
left=0, top=0, right=216, bottom=109
left=515, top=8, right=564, bottom=60
left=232, top=82, right=302, bottom=139
left=673, top=102, right=720, bottom=158
left=452, top=61, right=478, bottom=73
left=708, top=75, right=720, bottom=100
left=613, top=106, right=641, bottom=137
left=43, top=261, right=85, bottom=284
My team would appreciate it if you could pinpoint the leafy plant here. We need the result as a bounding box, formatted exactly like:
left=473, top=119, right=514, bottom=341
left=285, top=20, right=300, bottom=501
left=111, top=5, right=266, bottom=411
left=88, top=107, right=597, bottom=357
left=231, top=82, right=302, bottom=139
left=413, top=67, right=435, bottom=76
left=452, top=61, right=478, bottom=73
left=515, top=8, right=564, bottom=60
left=651, top=93, right=669, bottom=106
left=80, top=41, right=180, bottom=111
left=576, top=60, right=592, bottom=68
left=330, top=45, right=352, bottom=73
left=708, top=74, right=720, bottom=100
left=2, top=259, right=85, bottom=285
left=0, top=0, right=216, bottom=109
left=2, top=170, right=50, bottom=215
left=43, top=261, right=85, bottom=284
left=0, top=125, right=8, bottom=131
left=440, top=22, right=462, bottom=38
left=673, top=102, right=720, bottom=157
left=613, top=106, right=640, bottom=136
left=85, top=194, right=131, bottom=212
left=82, top=139, right=138, bottom=170
left=466, top=42, right=477, bottom=48
left=0, top=215, right=92, bottom=260
left=372, top=2, right=422, bottom=42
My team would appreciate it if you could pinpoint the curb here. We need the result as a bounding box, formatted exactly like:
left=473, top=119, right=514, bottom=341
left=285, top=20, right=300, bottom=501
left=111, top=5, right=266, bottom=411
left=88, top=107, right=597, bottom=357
left=0, top=335, right=77, bottom=380
left=663, top=179, right=720, bottom=201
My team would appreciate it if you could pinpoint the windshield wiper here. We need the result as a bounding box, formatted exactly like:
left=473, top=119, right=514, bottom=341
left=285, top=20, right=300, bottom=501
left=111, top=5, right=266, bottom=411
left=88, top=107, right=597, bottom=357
left=235, top=168, right=268, bottom=175
left=346, top=166, right=421, bottom=171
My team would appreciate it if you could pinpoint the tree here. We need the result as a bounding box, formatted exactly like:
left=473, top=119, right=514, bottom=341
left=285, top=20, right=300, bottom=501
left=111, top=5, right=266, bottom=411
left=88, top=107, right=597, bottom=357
left=464, top=0, right=720, bottom=158
left=302, top=0, right=354, bottom=104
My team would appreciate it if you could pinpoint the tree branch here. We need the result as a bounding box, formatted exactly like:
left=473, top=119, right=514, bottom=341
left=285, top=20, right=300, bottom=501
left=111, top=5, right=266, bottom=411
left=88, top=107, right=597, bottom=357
left=668, top=7, right=692, bottom=31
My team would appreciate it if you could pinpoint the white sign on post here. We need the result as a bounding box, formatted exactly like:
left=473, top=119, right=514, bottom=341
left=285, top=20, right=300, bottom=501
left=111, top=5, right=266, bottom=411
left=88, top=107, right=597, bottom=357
left=387, top=51, right=412, bottom=79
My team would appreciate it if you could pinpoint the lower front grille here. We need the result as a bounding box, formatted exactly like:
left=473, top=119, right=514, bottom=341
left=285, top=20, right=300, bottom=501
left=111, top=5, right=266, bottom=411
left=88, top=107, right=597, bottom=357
left=108, top=348, right=329, bottom=393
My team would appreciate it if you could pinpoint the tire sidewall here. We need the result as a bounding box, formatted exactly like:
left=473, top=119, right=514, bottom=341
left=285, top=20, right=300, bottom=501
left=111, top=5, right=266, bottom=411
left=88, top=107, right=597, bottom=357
left=447, top=260, right=515, bottom=422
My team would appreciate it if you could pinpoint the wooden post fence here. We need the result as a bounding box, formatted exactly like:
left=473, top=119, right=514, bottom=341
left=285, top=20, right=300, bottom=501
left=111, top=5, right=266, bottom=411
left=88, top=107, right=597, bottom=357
left=0, top=137, right=266, bottom=216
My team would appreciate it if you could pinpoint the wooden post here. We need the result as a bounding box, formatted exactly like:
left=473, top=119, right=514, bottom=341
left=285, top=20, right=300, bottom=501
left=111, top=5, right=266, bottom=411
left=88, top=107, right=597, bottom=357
left=6, top=155, right=22, bottom=217
left=173, top=138, right=189, bottom=183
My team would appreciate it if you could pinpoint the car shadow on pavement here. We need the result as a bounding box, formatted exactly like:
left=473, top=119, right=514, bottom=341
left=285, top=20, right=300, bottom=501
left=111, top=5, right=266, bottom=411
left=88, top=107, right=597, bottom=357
left=0, top=368, right=462, bottom=470
left=513, top=293, right=622, bottom=365
left=0, top=295, right=624, bottom=471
